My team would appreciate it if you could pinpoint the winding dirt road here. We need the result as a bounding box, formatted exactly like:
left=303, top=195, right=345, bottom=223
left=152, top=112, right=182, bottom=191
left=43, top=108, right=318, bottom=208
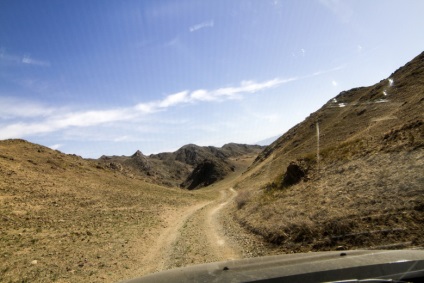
left=137, top=187, right=242, bottom=275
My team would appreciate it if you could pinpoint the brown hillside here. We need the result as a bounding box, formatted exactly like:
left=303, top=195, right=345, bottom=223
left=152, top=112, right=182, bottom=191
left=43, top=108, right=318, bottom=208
left=233, top=51, right=424, bottom=252
left=0, top=139, right=209, bottom=282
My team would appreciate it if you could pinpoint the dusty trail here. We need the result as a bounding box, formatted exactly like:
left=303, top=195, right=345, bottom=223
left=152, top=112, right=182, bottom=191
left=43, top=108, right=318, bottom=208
left=129, top=156, right=273, bottom=279
left=135, top=201, right=212, bottom=275
left=206, top=188, right=239, bottom=260
left=137, top=187, right=241, bottom=275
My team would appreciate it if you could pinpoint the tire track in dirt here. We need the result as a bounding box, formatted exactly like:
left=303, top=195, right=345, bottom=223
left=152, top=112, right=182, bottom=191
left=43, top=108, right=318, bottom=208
left=164, top=187, right=241, bottom=269
left=135, top=187, right=241, bottom=275
left=205, top=188, right=239, bottom=260
left=135, top=201, right=212, bottom=275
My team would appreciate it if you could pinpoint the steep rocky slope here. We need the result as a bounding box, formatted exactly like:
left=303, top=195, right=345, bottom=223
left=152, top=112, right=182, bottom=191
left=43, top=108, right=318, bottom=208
left=233, top=51, right=424, bottom=252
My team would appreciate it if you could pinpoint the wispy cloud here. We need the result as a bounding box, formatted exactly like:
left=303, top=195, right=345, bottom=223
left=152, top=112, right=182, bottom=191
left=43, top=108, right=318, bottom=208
left=0, top=107, right=136, bottom=140
left=311, top=65, right=345, bottom=77
left=135, top=78, right=292, bottom=112
left=158, top=91, right=190, bottom=107
left=0, top=49, right=50, bottom=67
left=21, top=55, right=50, bottom=67
left=189, top=20, right=214, bottom=32
left=0, top=77, right=293, bottom=140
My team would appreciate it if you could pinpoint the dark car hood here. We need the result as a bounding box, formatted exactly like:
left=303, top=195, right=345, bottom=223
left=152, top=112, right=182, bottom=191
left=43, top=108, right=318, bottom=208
left=120, top=249, right=424, bottom=283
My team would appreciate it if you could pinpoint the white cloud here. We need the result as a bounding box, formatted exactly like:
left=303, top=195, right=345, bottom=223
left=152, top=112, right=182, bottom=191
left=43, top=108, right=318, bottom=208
left=332, top=80, right=338, bottom=86
left=189, top=20, right=214, bottom=32
left=210, top=78, right=295, bottom=100
left=0, top=122, right=54, bottom=139
left=51, top=109, right=135, bottom=128
left=190, top=89, right=214, bottom=101
left=158, top=91, right=189, bottom=108
left=136, top=78, right=290, bottom=112
left=134, top=102, right=158, bottom=113
left=0, top=77, right=292, bottom=140
left=0, top=106, right=137, bottom=140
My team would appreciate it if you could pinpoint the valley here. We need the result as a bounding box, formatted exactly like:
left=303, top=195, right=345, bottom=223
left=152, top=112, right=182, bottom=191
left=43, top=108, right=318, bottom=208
left=0, top=140, right=264, bottom=282
left=1, top=52, right=423, bottom=283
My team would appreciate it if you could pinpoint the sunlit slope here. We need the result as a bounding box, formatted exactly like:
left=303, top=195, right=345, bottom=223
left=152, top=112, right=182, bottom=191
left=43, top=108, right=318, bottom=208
left=234, top=51, right=424, bottom=252
left=0, top=139, right=208, bottom=282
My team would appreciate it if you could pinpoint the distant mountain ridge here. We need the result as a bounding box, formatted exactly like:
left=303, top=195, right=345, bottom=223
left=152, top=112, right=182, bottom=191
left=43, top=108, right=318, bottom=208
left=99, top=143, right=264, bottom=189
left=255, top=135, right=281, bottom=146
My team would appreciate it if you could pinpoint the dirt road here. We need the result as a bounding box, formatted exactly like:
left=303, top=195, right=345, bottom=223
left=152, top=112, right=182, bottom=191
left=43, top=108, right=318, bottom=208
left=137, top=187, right=241, bottom=275
left=122, top=156, right=277, bottom=281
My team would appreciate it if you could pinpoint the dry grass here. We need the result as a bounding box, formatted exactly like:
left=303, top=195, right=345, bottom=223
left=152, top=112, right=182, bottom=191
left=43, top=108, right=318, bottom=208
left=0, top=140, right=209, bottom=283
left=234, top=147, right=424, bottom=253
left=234, top=119, right=424, bottom=252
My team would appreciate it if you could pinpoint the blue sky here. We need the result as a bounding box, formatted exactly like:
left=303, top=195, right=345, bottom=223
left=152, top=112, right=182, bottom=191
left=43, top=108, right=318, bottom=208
left=1, top=0, right=423, bottom=158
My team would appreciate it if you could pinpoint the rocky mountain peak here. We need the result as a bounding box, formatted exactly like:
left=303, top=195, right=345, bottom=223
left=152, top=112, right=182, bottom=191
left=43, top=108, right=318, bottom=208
left=132, top=150, right=144, bottom=158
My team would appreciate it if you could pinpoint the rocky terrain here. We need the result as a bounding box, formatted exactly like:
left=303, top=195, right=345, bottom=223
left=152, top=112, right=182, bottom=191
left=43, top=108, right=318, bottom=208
left=98, top=143, right=263, bottom=189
